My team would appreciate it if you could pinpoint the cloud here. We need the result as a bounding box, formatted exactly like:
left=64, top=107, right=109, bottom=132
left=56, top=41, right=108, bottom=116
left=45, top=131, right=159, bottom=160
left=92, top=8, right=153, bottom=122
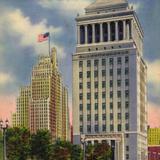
left=148, top=102, right=160, bottom=128
left=129, top=2, right=141, bottom=11
left=38, top=0, right=91, bottom=14
left=0, top=72, right=14, bottom=85
left=0, top=8, right=66, bottom=59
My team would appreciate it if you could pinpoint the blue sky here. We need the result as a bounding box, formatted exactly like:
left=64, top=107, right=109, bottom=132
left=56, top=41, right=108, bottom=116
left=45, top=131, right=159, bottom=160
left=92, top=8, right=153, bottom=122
left=0, top=0, right=159, bottom=126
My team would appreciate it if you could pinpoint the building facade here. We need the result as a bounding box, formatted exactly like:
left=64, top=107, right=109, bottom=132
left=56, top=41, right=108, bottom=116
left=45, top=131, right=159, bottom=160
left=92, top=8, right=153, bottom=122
left=13, top=48, right=70, bottom=141
left=72, top=0, right=147, bottom=159
left=148, top=147, right=160, bottom=160
left=148, top=128, right=160, bottom=146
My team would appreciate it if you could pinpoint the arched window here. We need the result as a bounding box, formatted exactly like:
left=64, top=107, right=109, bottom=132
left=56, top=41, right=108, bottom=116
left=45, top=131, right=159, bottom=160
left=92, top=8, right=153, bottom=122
left=118, top=21, right=123, bottom=40
left=103, top=23, right=108, bottom=42
left=87, top=24, right=92, bottom=44
left=80, top=25, right=85, bottom=44
left=110, top=22, right=115, bottom=41
left=95, top=24, right=100, bottom=43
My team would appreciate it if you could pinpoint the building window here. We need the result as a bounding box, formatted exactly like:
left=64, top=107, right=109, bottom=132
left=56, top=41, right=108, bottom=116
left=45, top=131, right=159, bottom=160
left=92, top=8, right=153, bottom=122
left=125, top=113, right=129, bottom=120
left=125, top=101, right=129, bottom=109
left=102, top=103, right=106, bottom=110
left=87, top=71, right=91, bottom=78
left=79, top=93, right=83, bottom=100
left=94, top=71, right=98, bottom=77
left=117, top=80, right=121, bottom=87
left=110, top=80, right=113, bottom=87
left=79, top=61, right=83, bottom=67
left=102, top=114, right=106, bottom=120
left=94, top=60, right=99, bottom=66
left=118, top=113, right=121, bottom=120
left=102, top=125, right=106, bottom=131
left=110, top=102, right=113, bottom=109
left=125, top=90, right=129, bottom=98
left=94, top=81, right=98, bottom=88
left=102, top=59, right=106, bottom=66
left=117, top=91, right=121, bottom=98
left=125, top=68, right=129, bottom=75
left=80, top=126, right=83, bottom=133
left=110, top=124, right=114, bottom=131
left=125, top=124, right=129, bottom=131
left=79, top=83, right=83, bottom=89
left=79, top=72, right=83, bottom=79
left=110, top=22, right=115, bottom=41
left=125, top=56, right=129, bottom=64
left=102, top=70, right=106, bottom=77
left=110, top=69, right=113, bottom=76
left=87, top=24, right=92, bottom=44
left=102, top=92, right=106, bottom=99
left=126, top=154, right=129, bottom=159
left=80, top=115, right=83, bottom=121
left=87, top=82, right=91, bottom=89
left=110, top=113, right=113, bottom=120
left=79, top=104, right=83, bottom=111
left=109, top=58, right=113, bottom=65
left=95, top=125, right=99, bottom=132
left=125, top=79, right=129, bottom=86
left=95, top=114, right=98, bottom=121
left=118, top=124, right=121, bottom=131
left=117, top=68, right=121, bottom=75
left=102, top=81, right=106, bottom=88
left=80, top=26, right=85, bottom=44
left=117, top=57, right=121, bottom=65
left=126, top=146, right=129, bottom=151
left=87, top=115, right=91, bottom=121
left=118, top=102, right=121, bottom=109
left=87, top=60, right=91, bottom=67
left=87, top=104, right=91, bottom=110
left=110, top=91, right=113, bottom=98
left=95, top=24, right=100, bottom=43
left=95, top=103, right=98, bottom=110
left=87, top=93, right=91, bottom=100
left=87, top=125, right=91, bottom=132
left=95, top=92, right=98, bottom=99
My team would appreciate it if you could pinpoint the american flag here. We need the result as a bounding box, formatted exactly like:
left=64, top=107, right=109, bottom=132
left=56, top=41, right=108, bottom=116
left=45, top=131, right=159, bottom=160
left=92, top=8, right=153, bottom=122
left=37, top=32, right=50, bottom=42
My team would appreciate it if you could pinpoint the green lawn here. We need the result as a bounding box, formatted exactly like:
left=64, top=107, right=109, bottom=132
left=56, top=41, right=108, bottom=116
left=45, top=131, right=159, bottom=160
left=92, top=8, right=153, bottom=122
left=0, top=131, right=3, bottom=160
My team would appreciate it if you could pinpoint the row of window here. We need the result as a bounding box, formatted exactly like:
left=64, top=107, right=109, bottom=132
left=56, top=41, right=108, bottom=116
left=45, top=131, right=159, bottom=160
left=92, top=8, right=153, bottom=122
left=79, top=101, right=129, bottom=111
left=80, top=113, right=129, bottom=121
left=79, top=90, right=129, bottom=100
left=79, top=57, right=129, bottom=67
left=79, top=79, right=129, bottom=89
left=80, top=123, right=129, bottom=132
left=79, top=68, right=129, bottom=78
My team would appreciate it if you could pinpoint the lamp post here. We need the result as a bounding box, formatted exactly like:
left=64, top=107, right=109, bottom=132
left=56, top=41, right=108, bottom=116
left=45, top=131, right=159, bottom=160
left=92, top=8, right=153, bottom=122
left=81, top=135, right=86, bottom=160
left=0, top=119, right=9, bottom=160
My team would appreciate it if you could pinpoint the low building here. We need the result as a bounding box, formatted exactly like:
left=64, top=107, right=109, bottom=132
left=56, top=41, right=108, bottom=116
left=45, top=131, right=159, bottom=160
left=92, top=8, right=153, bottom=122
left=148, top=128, right=160, bottom=145
left=148, top=146, right=160, bottom=160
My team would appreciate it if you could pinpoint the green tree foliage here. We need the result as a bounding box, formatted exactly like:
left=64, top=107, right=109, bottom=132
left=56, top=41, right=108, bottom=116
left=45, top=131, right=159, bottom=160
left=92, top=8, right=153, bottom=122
left=30, top=130, right=52, bottom=160
left=6, top=127, right=30, bottom=160
left=86, top=142, right=112, bottom=160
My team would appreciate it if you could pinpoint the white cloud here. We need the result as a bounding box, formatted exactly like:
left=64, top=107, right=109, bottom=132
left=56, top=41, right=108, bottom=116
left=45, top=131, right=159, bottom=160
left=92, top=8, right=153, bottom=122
left=0, top=9, right=66, bottom=59
left=0, top=73, right=14, bottom=85
left=129, top=2, right=141, bottom=11
left=38, top=0, right=91, bottom=14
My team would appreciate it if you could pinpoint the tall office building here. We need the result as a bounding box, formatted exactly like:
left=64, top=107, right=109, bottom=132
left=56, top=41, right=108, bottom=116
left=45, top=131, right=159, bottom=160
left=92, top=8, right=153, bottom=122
left=13, top=47, right=70, bottom=141
left=72, top=0, right=147, bottom=159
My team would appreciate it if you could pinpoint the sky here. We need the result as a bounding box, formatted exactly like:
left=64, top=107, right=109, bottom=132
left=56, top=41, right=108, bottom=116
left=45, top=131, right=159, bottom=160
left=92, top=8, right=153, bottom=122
left=0, top=0, right=159, bottom=127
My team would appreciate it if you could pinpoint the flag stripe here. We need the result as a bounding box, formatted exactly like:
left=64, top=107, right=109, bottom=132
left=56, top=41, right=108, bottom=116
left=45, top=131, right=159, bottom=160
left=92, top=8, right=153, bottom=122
left=37, top=32, right=49, bottom=42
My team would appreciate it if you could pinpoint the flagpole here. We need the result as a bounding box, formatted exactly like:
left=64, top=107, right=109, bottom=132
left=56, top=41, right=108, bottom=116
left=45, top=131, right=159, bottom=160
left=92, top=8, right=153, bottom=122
left=48, top=33, right=51, bottom=56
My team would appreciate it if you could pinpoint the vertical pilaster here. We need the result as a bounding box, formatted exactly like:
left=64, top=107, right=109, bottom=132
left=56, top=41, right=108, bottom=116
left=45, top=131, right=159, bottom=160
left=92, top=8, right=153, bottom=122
left=77, top=25, right=80, bottom=44
left=115, top=21, right=119, bottom=41
left=127, top=21, right=130, bottom=40
left=123, top=20, right=126, bottom=40
left=108, top=22, right=111, bottom=41
left=100, top=23, right=103, bottom=42
left=92, top=24, right=95, bottom=43
left=85, top=25, right=88, bottom=44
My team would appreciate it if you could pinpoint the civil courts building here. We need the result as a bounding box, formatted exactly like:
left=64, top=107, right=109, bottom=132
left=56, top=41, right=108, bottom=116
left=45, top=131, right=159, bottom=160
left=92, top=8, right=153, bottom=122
left=72, top=0, right=147, bottom=159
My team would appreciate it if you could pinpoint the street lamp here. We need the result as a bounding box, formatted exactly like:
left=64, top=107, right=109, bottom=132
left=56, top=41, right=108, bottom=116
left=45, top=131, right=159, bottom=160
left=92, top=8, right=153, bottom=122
left=81, top=135, right=86, bottom=160
left=0, top=119, right=9, bottom=160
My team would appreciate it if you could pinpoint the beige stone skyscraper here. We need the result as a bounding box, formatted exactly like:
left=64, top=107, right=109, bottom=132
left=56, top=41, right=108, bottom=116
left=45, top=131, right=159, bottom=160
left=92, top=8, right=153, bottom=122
left=13, top=47, right=70, bottom=141
left=72, top=0, right=147, bottom=159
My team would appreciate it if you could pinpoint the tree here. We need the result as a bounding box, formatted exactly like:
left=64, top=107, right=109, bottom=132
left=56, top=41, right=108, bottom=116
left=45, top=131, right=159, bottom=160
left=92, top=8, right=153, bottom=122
left=30, top=130, right=52, bottom=160
left=6, top=127, right=30, bottom=160
left=71, top=144, right=82, bottom=160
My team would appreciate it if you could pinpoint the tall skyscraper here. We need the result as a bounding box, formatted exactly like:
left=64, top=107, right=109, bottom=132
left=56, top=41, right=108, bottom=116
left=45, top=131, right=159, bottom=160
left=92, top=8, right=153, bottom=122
left=72, top=0, right=147, bottom=159
left=13, top=47, right=70, bottom=141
